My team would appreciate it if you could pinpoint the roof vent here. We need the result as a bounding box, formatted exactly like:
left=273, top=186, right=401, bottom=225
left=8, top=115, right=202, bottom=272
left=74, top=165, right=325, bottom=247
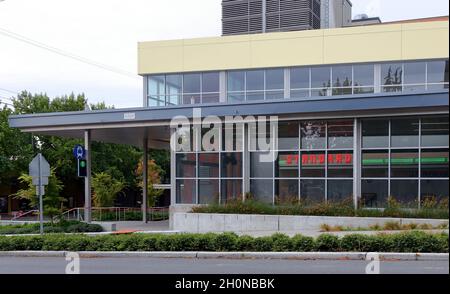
left=354, top=14, right=369, bottom=20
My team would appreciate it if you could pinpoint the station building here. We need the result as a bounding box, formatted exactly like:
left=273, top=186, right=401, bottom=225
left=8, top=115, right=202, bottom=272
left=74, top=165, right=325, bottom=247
left=8, top=1, right=449, bottom=222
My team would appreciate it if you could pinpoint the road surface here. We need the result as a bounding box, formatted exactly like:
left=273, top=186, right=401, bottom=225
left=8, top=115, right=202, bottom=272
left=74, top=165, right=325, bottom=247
left=0, top=256, right=448, bottom=274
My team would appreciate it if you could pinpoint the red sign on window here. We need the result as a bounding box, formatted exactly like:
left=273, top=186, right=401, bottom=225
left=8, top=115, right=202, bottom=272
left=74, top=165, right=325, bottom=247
left=280, top=153, right=353, bottom=166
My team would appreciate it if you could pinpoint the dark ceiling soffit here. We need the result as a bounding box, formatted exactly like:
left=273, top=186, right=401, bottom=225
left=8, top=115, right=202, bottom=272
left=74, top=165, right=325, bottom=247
left=8, top=91, right=449, bottom=130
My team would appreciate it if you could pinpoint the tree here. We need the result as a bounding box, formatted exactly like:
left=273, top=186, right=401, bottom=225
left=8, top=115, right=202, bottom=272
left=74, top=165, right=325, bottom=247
left=91, top=172, right=125, bottom=207
left=136, top=159, right=164, bottom=207
left=12, top=168, right=65, bottom=220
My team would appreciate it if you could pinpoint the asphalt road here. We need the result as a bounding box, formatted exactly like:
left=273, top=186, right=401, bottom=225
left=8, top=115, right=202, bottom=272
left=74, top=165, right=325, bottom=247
left=0, top=257, right=448, bottom=274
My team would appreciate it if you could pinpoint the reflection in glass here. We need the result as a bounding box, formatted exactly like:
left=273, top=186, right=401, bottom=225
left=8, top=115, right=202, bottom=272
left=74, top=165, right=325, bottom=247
left=421, top=117, right=449, bottom=147
left=176, top=153, right=196, bottom=178
left=332, top=66, right=352, bottom=95
left=421, top=180, right=449, bottom=203
left=291, top=67, right=310, bottom=89
left=183, top=73, right=201, bottom=93
left=221, top=180, right=243, bottom=203
left=327, top=180, right=353, bottom=203
left=198, top=153, right=219, bottom=178
left=198, top=180, right=219, bottom=204
left=202, top=72, right=220, bottom=93
left=266, top=69, right=284, bottom=90
left=362, top=150, right=389, bottom=178
left=176, top=179, right=196, bottom=204
left=391, top=118, right=419, bottom=147
left=362, top=119, right=389, bottom=148
left=228, top=71, right=245, bottom=92
left=275, top=180, right=299, bottom=204
left=301, top=180, right=325, bottom=204
left=276, top=152, right=299, bottom=178
left=404, top=62, right=426, bottom=92
left=311, top=67, right=331, bottom=96
left=246, top=70, right=264, bottom=91
left=301, top=152, right=325, bottom=177
left=301, top=121, right=326, bottom=149
left=251, top=152, right=274, bottom=178
left=327, top=120, right=353, bottom=149
left=327, top=151, right=353, bottom=178
left=390, top=180, right=418, bottom=206
left=382, top=63, right=403, bottom=92
left=421, top=149, right=449, bottom=178
left=278, top=121, right=299, bottom=150
left=250, top=179, right=273, bottom=204
left=354, top=64, right=374, bottom=94
left=221, top=153, right=243, bottom=178
left=391, top=150, right=419, bottom=178
left=148, top=75, right=165, bottom=96
left=361, top=180, right=388, bottom=208
left=427, top=60, right=449, bottom=90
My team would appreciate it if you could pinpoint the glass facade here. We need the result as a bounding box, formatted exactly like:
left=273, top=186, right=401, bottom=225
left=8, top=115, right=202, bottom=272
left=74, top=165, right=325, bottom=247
left=147, top=59, right=449, bottom=107
left=361, top=116, right=449, bottom=208
left=175, top=115, right=448, bottom=208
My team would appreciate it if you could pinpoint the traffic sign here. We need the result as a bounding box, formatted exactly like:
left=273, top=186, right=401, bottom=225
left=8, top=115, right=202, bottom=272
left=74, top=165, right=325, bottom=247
left=28, top=153, right=50, bottom=235
left=73, top=144, right=86, bottom=160
left=29, top=154, right=50, bottom=178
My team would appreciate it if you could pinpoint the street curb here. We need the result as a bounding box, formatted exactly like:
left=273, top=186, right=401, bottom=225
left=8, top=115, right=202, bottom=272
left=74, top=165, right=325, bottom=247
left=0, top=251, right=448, bottom=261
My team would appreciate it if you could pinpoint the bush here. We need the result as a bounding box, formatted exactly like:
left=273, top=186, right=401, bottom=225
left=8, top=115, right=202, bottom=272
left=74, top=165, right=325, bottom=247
left=315, top=234, right=341, bottom=252
left=0, top=232, right=447, bottom=253
left=192, top=199, right=449, bottom=219
left=0, top=221, right=103, bottom=235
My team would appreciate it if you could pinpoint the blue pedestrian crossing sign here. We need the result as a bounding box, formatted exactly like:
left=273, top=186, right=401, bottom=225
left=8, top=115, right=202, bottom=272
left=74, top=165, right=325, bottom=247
left=73, top=144, right=86, bottom=160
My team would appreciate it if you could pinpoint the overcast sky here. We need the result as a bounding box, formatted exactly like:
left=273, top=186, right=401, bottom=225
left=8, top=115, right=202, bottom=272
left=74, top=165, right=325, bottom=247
left=0, top=0, right=448, bottom=108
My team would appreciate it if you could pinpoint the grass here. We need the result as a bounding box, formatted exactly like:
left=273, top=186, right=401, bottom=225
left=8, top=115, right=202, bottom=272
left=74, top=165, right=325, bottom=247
left=319, top=221, right=449, bottom=232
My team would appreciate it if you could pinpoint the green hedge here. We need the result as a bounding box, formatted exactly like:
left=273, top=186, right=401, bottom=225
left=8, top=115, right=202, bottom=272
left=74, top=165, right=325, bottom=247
left=0, top=231, right=447, bottom=253
left=0, top=221, right=103, bottom=235
left=192, top=199, right=449, bottom=219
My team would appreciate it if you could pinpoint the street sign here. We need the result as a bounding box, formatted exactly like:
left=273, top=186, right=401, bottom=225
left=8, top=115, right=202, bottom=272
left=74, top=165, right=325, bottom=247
left=28, top=153, right=50, bottom=235
left=29, top=154, right=50, bottom=178
left=73, top=144, right=86, bottom=160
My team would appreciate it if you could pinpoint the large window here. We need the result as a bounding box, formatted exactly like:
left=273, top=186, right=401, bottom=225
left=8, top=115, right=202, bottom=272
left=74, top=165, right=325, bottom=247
left=175, top=124, right=244, bottom=205
left=381, top=63, right=403, bottom=92
left=301, top=121, right=326, bottom=149
left=227, top=69, right=285, bottom=102
left=361, top=116, right=449, bottom=208
left=148, top=60, right=448, bottom=107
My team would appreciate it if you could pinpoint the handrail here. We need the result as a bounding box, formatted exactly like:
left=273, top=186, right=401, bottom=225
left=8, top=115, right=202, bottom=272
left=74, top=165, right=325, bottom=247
left=11, top=209, right=39, bottom=221
left=59, top=207, right=169, bottom=222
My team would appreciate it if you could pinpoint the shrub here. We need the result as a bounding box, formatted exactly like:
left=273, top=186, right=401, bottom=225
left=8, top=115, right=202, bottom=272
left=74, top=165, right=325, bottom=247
left=235, top=235, right=255, bottom=251
left=0, top=232, right=447, bottom=253
left=315, top=234, right=340, bottom=252
left=291, top=235, right=315, bottom=252
left=271, top=233, right=293, bottom=252
left=191, top=198, right=449, bottom=219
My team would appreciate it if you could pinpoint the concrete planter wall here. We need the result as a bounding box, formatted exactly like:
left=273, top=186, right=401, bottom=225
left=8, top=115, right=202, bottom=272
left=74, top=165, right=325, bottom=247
left=173, top=213, right=449, bottom=233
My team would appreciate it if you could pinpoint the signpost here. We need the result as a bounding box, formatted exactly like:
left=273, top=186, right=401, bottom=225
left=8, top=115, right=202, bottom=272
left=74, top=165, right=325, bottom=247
left=73, top=145, right=87, bottom=178
left=29, top=154, right=50, bottom=235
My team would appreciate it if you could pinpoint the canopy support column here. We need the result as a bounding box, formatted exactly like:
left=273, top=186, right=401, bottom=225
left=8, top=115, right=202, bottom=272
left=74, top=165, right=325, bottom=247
left=84, top=130, right=92, bottom=223
left=142, top=138, right=148, bottom=223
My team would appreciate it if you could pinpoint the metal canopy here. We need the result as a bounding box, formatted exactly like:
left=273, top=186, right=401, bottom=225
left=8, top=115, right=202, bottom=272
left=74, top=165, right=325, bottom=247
left=7, top=90, right=449, bottom=148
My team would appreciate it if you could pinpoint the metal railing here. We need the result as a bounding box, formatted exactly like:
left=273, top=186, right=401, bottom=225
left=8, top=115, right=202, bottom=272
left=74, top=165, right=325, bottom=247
left=59, top=207, right=169, bottom=222
left=9, top=210, right=39, bottom=221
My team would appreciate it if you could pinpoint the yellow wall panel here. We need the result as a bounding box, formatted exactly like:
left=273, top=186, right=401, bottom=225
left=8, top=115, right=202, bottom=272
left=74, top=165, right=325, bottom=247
left=138, top=21, right=449, bottom=75
left=324, top=31, right=402, bottom=64
left=402, top=28, right=449, bottom=60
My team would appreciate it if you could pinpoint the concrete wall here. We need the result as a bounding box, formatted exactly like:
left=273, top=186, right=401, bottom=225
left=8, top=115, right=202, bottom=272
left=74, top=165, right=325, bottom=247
left=173, top=213, right=449, bottom=233
left=138, top=21, right=449, bottom=75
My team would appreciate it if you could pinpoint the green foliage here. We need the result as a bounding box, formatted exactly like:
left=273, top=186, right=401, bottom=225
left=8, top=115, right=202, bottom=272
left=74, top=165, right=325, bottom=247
left=1, top=91, right=154, bottom=212
left=12, top=169, right=65, bottom=219
left=91, top=172, right=125, bottom=207
left=0, top=232, right=447, bottom=253
left=0, top=220, right=103, bottom=235
left=192, top=198, right=449, bottom=219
